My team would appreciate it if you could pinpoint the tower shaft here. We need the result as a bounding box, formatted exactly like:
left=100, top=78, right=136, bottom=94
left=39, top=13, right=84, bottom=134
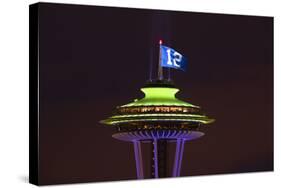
left=151, top=139, right=168, bottom=178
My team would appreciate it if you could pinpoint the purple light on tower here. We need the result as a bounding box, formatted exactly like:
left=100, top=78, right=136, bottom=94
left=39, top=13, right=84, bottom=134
left=111, top=129, right=205, bottom=178
left=101, top=43, right=214, bottom=178
left=101, top=79, right=214, bottom=178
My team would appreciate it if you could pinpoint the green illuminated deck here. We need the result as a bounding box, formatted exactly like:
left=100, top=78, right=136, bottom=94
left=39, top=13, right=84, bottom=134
left=121, top=87, right=198, bottom=107
left=101, top=86, right=214, bottom=126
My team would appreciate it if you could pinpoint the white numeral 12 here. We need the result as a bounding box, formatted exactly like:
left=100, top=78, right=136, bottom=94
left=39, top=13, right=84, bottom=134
left=166, top=49, right=182, bottom=68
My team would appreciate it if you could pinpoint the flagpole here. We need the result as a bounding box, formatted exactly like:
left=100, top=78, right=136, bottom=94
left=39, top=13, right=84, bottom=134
left=158, top=40, right=163, bottom=80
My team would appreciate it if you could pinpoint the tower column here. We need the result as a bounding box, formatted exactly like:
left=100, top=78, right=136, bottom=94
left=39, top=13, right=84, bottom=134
left=151, top=139, right=168, bottom=178
left=157, top=139, right=167, bottom=177
left=152, top=139, right=159, bottom=178
left=172, top=139, right=185, bottom=177
left=133, top=141, right=144, bottom=179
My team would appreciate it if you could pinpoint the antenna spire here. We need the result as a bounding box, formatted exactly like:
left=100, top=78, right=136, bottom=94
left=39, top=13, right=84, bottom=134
left=158, top=40, right=163, bottom=80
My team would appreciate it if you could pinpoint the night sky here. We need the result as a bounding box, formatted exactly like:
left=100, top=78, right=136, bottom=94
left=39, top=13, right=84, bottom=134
left=37, top=3, right=273, bottom=185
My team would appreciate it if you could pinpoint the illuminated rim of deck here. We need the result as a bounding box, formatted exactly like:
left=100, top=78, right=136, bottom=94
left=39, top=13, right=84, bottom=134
left=101, top=87, right=214, bottom=126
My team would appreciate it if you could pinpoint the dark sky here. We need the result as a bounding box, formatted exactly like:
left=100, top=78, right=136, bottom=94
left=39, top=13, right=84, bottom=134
left=37, top=3, right=273, bottom=185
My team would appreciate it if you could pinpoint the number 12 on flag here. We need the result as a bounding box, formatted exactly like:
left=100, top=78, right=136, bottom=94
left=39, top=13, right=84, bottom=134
left=160, top=45, right=187, bottom=71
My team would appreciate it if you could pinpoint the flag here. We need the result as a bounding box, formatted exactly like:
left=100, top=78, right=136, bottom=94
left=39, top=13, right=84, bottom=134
left=160, top=45, right=187, bottom=71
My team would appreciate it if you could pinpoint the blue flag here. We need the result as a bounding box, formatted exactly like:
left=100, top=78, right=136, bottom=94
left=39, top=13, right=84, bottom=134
left=160, top=45, right=187, bottom=71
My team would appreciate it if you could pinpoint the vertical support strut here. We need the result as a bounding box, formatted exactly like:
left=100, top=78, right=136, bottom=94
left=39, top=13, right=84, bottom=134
left=151, top=139, right=167, bottom=178
left=133, top=141, right=144, bottom=179
left=152, top=139, right=159, bottom=178
left=172, top=139, right=185, bottom=177
left=177, top=139, right=185, bottom=176
left=157, top=140, right=167, bottom=177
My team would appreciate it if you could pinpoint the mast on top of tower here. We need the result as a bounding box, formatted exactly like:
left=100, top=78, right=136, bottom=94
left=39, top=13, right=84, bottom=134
left=158, top=39, right=163, bottom=80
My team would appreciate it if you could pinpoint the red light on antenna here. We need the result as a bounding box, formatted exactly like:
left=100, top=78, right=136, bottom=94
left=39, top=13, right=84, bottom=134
left=159, top=40, right=163, bottom=45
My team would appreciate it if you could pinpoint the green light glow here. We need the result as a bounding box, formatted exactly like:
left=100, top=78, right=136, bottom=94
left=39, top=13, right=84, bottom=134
left=111, top=113, right=205, bottom=118
left=105, top=118, right=214, bottom=125
left=101, top=113, right=215, bottom=125
left=121, top=87, right=198, bottom=107
left=100, top=86, right=215, bottom=126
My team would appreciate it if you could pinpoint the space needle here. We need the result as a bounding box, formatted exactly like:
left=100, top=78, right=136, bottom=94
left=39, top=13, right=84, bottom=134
left=100, top=40, right=214, bottom=179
